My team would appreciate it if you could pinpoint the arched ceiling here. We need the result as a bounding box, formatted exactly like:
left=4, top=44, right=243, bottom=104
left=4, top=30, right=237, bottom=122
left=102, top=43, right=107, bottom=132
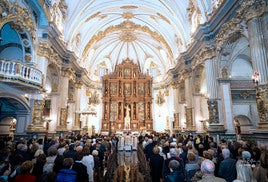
left=51, top=0, right=214, bottom=83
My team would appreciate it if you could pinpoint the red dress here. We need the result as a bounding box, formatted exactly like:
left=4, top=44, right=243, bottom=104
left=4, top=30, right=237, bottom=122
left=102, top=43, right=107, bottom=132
left=14, top=174, right=37, bottom=182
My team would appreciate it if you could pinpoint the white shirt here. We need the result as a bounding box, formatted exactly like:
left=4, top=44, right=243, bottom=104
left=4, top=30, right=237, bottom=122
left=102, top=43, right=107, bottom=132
left=82, top=154, right=95, bottom=182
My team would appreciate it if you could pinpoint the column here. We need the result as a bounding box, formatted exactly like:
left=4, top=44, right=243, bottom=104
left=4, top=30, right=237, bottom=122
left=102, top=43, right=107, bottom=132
left=193, top=94, right=203, bottom=133
left=205, top=56, right=225, bottom=132
left=49, top=93, right=59, bottom=133
left=172, top=83, right=181, bottom=131
left=72, top=82, right=82, bottom=131
left=220, top=83, right=235, bottom=134
left=239, top=0, right=268, bottom=127
left=262, top=8, right=268, bottom=51
left=56, top=69, right=70, bottom=131
left=184, top=75, right=195, bottom=131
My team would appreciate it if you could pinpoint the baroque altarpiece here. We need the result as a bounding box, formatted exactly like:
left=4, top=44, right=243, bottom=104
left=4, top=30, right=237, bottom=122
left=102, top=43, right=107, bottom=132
left=101, top=59, right=153, bottom=133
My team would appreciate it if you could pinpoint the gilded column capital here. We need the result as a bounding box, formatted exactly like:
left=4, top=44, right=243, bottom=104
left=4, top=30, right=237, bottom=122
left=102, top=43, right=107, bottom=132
left=37, top=42, right=53, bottom=59
left=196, top=46, right=216, bottom=62
left=237, top=0, right=266, bottom=22
left=61, top=67, right=75, bottom=79
left=75, top=81, right=83, bottom=89
left=215, top=18, right=243, bottom=49
left=171, top=81, right=180, bottom=89
left=0, top=0, right=36, bottom=41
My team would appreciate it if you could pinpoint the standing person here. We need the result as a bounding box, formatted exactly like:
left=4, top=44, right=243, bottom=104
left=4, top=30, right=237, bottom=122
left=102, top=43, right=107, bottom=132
left=72, top=151, right=88, bottom=182
left=56, top=158, right=77, bottom=182
left=14, top=161, right=36, bottom=182
left=198, top=159, right=226, bottom=182
left=165, top=160, right=184, bottom=182
left=185, top=152, right=199, bottom=182
left=163, top=148, right=184, bottom=180
left=82, top=146, right=94, bottom=182
left=149, top=146, right=164, bottom=182
left=218, top=148, right=237, bottom=182
left=234, top=162, right=256, bottom=182
left=253, top=149, right=268, bottom=182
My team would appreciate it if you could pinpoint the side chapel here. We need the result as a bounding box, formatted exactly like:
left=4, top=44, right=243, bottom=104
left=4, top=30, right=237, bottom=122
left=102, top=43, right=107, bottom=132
left=101, top=58, right=153, bottom=134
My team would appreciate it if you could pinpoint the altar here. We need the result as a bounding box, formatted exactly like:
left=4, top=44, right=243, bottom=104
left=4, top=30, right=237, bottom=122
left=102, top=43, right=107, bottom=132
left=101, top=59, right=153, bottom=133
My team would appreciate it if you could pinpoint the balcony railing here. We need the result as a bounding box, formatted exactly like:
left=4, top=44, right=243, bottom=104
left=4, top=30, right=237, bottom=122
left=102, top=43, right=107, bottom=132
left=0, top=59, right=43, bottom=87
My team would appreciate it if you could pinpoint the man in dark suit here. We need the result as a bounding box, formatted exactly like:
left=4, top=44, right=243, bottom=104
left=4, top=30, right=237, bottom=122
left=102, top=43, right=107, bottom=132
left=149, top=146, right=164, bottom=182
left=218, top=148, right=237, bottom=182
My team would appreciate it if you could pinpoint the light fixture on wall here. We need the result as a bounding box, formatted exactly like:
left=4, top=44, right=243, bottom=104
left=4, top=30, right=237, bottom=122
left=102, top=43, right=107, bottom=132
left=252, top=71, right=260, bottom=85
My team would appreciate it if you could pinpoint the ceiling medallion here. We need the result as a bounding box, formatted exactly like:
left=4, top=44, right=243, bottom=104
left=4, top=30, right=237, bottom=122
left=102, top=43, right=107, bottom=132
left=122, top=12, right=134, bottom=19
left=119, top=32, right=137, bottom=42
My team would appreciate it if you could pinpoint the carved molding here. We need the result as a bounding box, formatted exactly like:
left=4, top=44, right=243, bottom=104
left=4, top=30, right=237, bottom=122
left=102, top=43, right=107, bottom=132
left=185, top=107, right=194, bottom=130
left=0, top=0, right=36, bottom=41
left=207, top=99, right=219, bottom=124
left=215, top=18, right=243, bottom=50
left=58, top=108, right=67, bottom=131
left=237, top=0, right=266, bottom=22
left=32, top=100, right=45, bottom=126
left=256, top=85, right=268, bottom=123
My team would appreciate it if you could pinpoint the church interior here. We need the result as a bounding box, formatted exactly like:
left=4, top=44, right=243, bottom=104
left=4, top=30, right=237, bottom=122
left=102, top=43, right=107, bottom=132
left=0, top=0, right=268, bottom=146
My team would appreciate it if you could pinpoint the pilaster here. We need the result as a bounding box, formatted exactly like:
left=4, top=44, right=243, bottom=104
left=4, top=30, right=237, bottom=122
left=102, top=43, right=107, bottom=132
left=184, top=72, right=195, bottom=131
left=27, top=100, right=46, bottom=131
left=56, top=69, right=70, bottom=132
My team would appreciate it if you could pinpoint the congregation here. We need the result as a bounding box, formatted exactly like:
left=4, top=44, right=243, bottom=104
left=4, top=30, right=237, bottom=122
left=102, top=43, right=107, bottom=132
left=0, top=133, right=267, bottom=182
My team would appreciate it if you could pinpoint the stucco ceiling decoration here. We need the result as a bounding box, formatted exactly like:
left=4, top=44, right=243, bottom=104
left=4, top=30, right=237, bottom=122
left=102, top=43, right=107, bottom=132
left=62, top=0, right=217, bottom=84
left=83, top=20, right=172, bottom=57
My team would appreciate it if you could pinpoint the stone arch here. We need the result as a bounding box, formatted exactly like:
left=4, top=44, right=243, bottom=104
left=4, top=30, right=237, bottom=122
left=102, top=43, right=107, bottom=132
left=0, top=22, right=35, bottom=62
left=0, top=93, right=31, bottom=135
left=220, top=36, right=251, bottom=79
left=234, top=115, right=252, bottom=134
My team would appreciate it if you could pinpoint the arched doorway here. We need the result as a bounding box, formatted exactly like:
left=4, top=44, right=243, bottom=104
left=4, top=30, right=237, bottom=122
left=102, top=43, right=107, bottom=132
left=0, top=97, right=30, bottom=139
left=234, top=115, right=252, bottom=135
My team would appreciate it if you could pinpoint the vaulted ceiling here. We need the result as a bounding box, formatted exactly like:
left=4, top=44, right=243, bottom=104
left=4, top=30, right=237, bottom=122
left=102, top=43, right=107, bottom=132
left=52, top=0, right=217, bottom=83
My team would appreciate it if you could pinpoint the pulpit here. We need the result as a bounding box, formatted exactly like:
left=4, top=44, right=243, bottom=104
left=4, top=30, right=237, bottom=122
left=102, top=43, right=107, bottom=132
left=101, top=58, right=153, bottom=134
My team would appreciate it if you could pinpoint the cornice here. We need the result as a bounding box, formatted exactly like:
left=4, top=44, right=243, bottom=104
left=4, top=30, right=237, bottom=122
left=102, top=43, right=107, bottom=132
left=193, top=0, right=241, bottom=43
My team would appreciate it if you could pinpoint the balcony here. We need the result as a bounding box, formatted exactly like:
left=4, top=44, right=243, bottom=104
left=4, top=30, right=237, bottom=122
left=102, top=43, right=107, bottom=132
left=0, top=59, right=43, bottom=89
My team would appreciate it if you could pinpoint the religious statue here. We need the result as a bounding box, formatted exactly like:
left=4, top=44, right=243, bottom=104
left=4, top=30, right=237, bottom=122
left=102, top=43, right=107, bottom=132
left=124, top=104, right=131, bottom=130
left=234, top=118, right=241, bottom=140
left=125, top=104, right=130, bottom=118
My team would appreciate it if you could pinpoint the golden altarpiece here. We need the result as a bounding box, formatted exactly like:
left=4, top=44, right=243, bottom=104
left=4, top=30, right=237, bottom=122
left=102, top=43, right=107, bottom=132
left=101, top=58, right=153, bottom=133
